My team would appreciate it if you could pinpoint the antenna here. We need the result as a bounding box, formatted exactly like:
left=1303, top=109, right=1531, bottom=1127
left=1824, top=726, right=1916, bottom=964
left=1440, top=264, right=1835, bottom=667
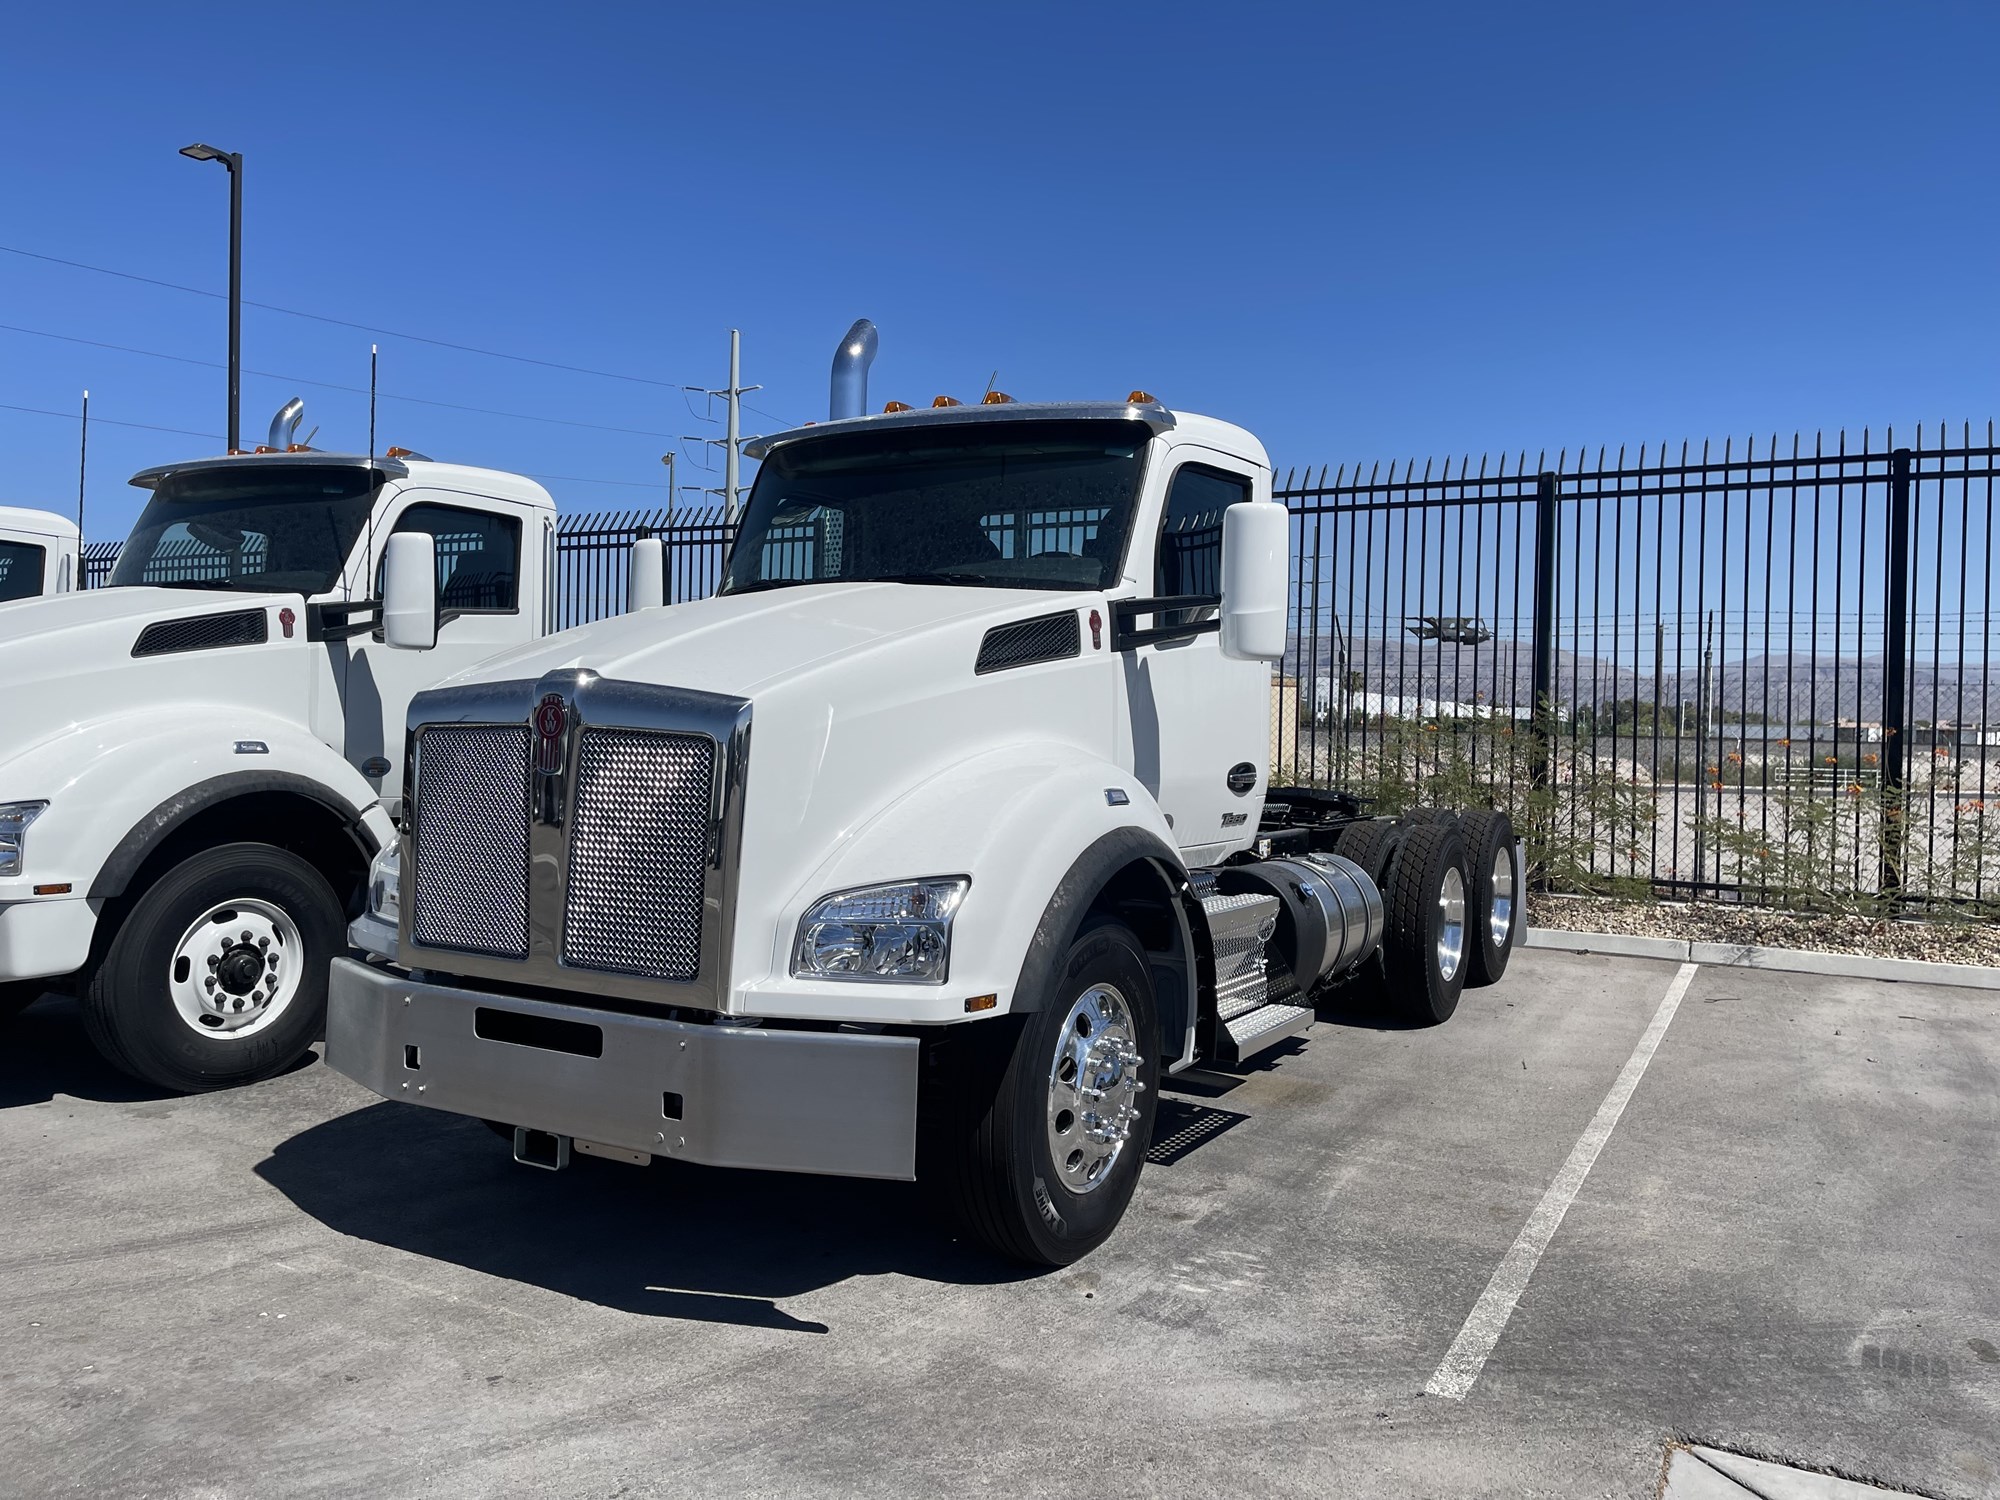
left=76, top=389, right=88, bottom=536
left=368, top=343, right=378, bottom=460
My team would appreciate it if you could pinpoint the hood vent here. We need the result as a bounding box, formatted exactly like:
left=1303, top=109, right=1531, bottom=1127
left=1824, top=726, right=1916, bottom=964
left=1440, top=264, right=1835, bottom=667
left=133, top=608, right=270, bottom=658
left=975, top=611, right=1082, bottom=675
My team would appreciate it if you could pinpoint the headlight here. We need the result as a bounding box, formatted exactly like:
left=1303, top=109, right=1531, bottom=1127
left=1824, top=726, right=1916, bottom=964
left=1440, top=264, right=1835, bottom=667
left=791, top=876, right=969, bottom=984
left=0, top=802, right=48, bottom=879
left=367, top=843, right=401, bottom=927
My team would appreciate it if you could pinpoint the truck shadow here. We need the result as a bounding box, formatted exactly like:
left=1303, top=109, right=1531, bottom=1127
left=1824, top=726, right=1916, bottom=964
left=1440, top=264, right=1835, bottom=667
left=255, top=1100, right=1046, bottom=1330
left=0, top=997, right=182, bottom=1107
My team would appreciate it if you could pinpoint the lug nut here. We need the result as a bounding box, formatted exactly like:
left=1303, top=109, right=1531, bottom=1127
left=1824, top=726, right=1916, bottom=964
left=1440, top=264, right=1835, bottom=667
left=258, top=937, right=269, bottom=950
left=207, top=955, right=219, bottom=970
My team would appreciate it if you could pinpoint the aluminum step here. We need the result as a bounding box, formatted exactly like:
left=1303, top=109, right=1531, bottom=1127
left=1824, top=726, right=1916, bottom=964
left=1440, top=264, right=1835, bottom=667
left=1219, top=1002, right=1315, bottom=1063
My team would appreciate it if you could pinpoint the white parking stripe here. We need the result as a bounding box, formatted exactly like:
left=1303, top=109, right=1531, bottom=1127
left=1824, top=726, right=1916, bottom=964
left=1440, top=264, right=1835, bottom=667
left=1425, top=961, right=1701, bottom=1401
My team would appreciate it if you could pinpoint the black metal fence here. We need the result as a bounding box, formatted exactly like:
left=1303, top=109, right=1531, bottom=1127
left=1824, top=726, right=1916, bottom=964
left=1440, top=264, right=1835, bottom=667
left=78, top=425, right=2000, bottom=909
left=1275, top=427, right=1999, bottom=910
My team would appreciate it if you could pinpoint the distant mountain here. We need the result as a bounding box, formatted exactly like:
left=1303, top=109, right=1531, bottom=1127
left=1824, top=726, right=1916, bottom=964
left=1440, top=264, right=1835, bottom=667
left=1286, top=635, right=2000, bottom=726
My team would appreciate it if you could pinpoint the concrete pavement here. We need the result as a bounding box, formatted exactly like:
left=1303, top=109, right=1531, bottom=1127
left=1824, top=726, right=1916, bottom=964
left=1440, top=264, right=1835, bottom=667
left=1, top=948, right=1995, bottom=1498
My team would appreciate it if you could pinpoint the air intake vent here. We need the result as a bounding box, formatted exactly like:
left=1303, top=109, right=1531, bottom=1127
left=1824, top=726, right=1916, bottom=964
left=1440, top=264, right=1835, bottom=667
left=975, top=611, right=1081, bottom=675
left=410, top=726, right=533, bottom=959
left=132, top=609, right=269, bottom=658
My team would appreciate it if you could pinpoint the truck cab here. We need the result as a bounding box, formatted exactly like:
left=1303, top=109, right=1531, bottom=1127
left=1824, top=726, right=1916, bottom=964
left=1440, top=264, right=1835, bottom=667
left=330, top=338, right=1522, bottom=1266
left=0, top=507, right=82, bottom=601
left=0, top=403, right=562, bottom=1092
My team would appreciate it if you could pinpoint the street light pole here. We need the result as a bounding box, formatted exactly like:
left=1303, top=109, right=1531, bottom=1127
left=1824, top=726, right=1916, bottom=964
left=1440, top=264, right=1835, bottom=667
left=180, top=143, right=243, bottom=451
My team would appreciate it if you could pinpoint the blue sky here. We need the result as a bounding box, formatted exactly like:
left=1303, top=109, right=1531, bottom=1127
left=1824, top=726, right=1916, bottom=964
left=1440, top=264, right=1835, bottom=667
left=4, top=1, right=1998, bottom=541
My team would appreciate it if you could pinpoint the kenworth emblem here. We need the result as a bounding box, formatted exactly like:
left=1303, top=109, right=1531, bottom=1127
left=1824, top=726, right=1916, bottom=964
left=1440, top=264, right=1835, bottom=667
left=533, top=694, right=569, bottom=776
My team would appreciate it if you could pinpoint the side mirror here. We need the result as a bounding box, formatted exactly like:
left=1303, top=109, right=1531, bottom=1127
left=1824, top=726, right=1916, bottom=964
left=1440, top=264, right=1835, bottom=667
left=629, top=536, right=665, bottom=612
left=1219, top=501, right=1288, bottom=662
left=381, top=532, right=438, bottom=651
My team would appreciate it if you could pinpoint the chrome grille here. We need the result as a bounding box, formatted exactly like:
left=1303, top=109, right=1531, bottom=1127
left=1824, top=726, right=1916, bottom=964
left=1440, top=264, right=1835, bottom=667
left=410, top=725, right=532, bottom=958
left=562, top=727, right=714, bottom=980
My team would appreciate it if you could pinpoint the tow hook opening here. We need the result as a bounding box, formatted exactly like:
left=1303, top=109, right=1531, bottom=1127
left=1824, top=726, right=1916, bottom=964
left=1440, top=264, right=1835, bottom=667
left=511, top=1127, right=571, bottom=1172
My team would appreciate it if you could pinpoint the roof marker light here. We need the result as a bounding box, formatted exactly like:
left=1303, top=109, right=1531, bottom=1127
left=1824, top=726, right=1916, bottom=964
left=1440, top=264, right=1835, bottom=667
left=883, top=401, right=913, bottom=413
left=981, top=391, right=1014, bottom=405
left=1128, top=391, right=1157, bottom=404
left=931, top=395, right=961, bottom=408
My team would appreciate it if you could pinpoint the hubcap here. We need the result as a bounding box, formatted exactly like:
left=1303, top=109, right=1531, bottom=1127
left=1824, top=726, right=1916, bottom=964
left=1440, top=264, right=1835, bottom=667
left=1045, top=982, right=1146, bottom=1195
left=1435, top=867, right=1467, bottom=982
left=167, top=898, right=304, bottom=1041
left=1488, top=844, right=1515, bottom=950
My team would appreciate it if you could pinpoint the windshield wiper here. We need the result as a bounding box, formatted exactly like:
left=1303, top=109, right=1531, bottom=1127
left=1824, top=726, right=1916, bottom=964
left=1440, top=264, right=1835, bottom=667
left=720, top=578, right=811, bottom=596
left=150, top=578, right=246, bottom=591
left=866, top=573, right=994, bottom=587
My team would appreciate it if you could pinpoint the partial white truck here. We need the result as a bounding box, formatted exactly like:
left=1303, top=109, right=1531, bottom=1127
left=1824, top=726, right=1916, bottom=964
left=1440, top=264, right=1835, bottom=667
left=0, top=400, right=579, bottom=1091
left=0, top=507, right=82, bottom=601
left=329, top=334, right=1521, bottom=1265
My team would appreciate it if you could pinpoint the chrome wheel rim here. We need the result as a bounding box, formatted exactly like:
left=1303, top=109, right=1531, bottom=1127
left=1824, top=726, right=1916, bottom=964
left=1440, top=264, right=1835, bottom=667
left=1436, top=867, right=1467, bottom=983
left=1488, top=844, right=1515, bottom=950
left=1046, top=982, right=1146, bottom=1195
left=166, top=898, right=304, bottom=1041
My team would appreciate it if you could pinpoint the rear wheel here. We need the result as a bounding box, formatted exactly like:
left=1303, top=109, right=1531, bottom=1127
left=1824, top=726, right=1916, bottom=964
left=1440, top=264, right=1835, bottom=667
left=1459, top=809, right=1518, bottom=987
left=82, top=842, right=343, bottom=1093
left=942, top=915, right=1159, bottom=1266
left=1379, top=822, right=1470, bottom=1025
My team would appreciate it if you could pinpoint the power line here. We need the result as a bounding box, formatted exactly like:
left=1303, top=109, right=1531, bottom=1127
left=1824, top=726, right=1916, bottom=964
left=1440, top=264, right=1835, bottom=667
left=0, top=242, right=689, bottom=391
left=0, top=401, right=218, bottom=440
left=0, top=322, right=683, bottom=438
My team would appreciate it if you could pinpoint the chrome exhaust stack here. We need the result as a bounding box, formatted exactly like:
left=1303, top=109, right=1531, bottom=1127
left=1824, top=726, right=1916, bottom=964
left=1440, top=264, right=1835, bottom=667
left=267, top=397, right=306, bottom=451
left=829, top=319, right=878, bottom=420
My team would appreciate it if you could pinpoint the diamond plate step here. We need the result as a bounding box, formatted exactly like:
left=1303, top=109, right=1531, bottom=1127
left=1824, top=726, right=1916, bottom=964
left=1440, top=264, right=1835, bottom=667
left=1220, top=1002, right=1314, bottom=1063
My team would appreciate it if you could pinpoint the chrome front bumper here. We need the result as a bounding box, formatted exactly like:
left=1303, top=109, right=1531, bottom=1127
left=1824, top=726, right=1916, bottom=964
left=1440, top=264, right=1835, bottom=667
left=326, top=959, right=920, bottom=1180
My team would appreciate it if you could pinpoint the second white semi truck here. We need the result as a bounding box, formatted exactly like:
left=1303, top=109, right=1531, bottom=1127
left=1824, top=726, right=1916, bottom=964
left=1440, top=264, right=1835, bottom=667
left=0, top=401, right=583, bottom=1091
left=329, top=326, right=1521, bottom=1265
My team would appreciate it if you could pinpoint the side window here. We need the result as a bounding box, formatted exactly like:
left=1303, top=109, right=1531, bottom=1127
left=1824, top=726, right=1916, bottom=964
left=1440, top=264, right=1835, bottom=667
left=1156, top=465, right=1247, bottom=615
left=387, top=502, right=522, bottom=614
left=0, top=541, right=47, bottom=602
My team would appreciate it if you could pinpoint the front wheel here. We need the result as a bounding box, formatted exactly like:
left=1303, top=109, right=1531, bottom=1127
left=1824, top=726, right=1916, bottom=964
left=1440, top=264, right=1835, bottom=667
left=82, top=842, right=344, bottom=1093
left=942, top=916, right=1160, bottom=1266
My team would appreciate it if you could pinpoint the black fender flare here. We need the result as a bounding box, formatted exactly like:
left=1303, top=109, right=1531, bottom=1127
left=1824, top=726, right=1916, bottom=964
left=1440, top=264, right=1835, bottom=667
left=89, top=771, right=384, bottom=900
left=1010, top=826, right=1187, bottom=1012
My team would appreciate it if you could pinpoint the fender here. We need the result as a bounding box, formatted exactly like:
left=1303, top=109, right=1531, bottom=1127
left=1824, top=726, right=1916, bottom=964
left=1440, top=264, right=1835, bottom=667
left=89, top=769, right=388, bottom=899
left=741, top=742, right=1182, bottom=1024
left=0, top=707, right=392, bottom=904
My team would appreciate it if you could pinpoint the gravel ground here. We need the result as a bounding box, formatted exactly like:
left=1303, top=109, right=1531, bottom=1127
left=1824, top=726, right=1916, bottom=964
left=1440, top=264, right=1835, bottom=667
left=1529, top=893, right=2000, bottom=966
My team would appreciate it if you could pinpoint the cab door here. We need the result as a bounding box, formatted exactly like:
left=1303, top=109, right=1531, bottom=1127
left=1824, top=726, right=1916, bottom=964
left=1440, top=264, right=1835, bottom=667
left=1117, top=449, right=1273, bottom=864
left=341, top=492, right=537, bottom=812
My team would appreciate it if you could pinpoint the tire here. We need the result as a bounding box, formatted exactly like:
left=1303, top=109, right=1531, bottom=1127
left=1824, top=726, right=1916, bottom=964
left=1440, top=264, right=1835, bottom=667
left=1333, top=818, right=1403, bottom=886
left=1459, top=809, right=1518, bottom=988
left=1379, top=822, right=1471, bottom=1025
left=81, top=842, right=344, bottom=1093
left=0, top=981, right=47, bottom=1026
left=941, top=915, right=1160, bottom=1267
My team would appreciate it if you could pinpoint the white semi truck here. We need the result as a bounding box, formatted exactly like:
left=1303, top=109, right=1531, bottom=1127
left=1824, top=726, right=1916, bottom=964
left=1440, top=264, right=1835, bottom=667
left=0, top=507, right=82, bottom=601
left=329, top=328, right=1522, bottom=1265
left=0, top=400, right=577, bottom=1092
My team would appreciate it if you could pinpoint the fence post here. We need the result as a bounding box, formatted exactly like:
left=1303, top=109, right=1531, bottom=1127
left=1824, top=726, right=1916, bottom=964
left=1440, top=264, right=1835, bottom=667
left=1527, top=471, right=1560, bottom=885
left=1878, top=446, right=1913, bottom=895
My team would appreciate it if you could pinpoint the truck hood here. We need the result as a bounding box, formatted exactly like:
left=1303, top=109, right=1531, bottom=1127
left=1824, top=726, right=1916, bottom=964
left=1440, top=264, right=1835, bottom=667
left=448, top=582, right=1093, bottom=698
left=0, top=587, right=308, bottom=760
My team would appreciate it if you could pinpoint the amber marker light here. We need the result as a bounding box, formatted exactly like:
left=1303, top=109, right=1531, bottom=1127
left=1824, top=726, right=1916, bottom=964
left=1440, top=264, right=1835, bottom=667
left=931, top=395, right=962, bottom=408
left=964, top=994, right=998, bottom=1013
left=1128, top=390, right=1157, bottom=404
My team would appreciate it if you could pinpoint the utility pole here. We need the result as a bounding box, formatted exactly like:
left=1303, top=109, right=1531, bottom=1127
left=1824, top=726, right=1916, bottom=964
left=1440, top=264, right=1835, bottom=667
left=659, top=451, right=677, bottom=522
left=681, top=329, right=762, bottom=529
left=179, top=143, right=243, bottom=451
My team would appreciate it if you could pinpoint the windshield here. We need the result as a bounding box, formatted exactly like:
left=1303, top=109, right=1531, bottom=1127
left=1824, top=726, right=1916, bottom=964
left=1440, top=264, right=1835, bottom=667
left=722, top=420, right=1150, bottom=594
left=108, top=467, right=383, bottom=595
left=0, top=540, right=47, bottom=602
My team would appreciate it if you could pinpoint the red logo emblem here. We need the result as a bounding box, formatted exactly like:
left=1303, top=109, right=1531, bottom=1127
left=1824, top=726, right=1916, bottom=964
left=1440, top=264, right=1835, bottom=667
left=533, top=694, right=568, bottom=776
left=1088, top=609, right=1103, bottom=650
left=278, top=607, right=296, bottom=639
